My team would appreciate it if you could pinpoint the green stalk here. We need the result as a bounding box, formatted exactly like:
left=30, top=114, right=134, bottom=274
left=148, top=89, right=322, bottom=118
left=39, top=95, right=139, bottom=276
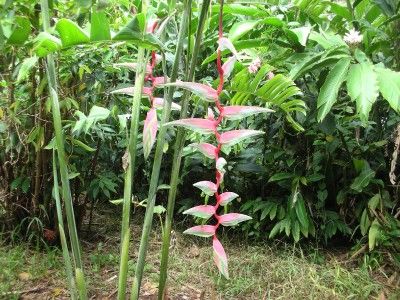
left=52, top=151, right=76, bottom=299
left=157, top=1, right=211, bottom=298
left=41, top=1, right=86, bottom=295
left=117, top=2, right=150, bottom=299
left=130, top=1, right=192, bottom=299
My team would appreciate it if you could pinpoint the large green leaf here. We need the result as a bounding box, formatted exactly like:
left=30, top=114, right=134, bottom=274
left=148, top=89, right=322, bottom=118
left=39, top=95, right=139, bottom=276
left=317, top=58, right=350, bottom=122
left=55, top=19, right=90, bottom=47
left=7, top=16, right=30, bottom=45
left=228, top=20, right=259, bottom=42
left=112, top=14, right=163, bottom=50
left=90, top=10, right=111, bottom=41
left=33, top=32, right=62, bottom=57
left=347, top=60, right=379, bottom=122
left=375, top=66, right=400, bottom=113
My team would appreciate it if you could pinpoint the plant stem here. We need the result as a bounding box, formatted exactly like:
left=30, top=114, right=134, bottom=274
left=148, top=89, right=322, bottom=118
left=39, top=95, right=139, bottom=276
left=52, top=151, right=76, bottom=299
left=157, top=0, right=211, bottom=298
left=40, top=0, right=86, bottom=290
left=130, top=2, right=191, bottom=299
left=117, top=3, right=150, bottom=299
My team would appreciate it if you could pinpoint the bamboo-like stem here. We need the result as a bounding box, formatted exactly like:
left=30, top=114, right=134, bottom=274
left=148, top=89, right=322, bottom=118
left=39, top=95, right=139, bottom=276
left=117, top=2, right=150, bottom=298
left=157, top=1, right=211, bottom=298
left=130, top=2, right=192, bottom=299
left=52, top=151, right=76, bottom=299
left=40, top=1, right=86, bottom=295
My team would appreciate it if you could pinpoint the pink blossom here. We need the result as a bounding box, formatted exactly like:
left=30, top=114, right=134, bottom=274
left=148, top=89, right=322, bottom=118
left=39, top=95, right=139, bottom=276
left=248, top=58, right=261, bottom=74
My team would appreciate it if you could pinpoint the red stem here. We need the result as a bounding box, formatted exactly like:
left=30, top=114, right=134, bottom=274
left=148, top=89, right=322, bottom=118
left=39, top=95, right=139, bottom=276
left=213, top=0, right=225, bottom=234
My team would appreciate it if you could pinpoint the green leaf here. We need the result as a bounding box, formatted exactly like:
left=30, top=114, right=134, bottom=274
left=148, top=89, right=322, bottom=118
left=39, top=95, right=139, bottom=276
left=268, top=172, right=295, bottom=182
left=350, top=167, right=375, bottom=192
left=17, top=56, right=38, bottom=83
left=33, top=32, right=62, bottom=57
left=290, top=26, right=312, bottom=47
left=368, top=220, right=380, bottom=250
left=317, top=58, right=351, bottom=122
left=295, top=197, right=309, bottom=230
left=90, top=10, right=111, bottom=41
left=77, top=0, right=92, bottom=8
left=347, top=59, right=379, bottom=122
left=228, top=20, right=259, bottom=42
left=212, top=4, right=268, bottom=17
left=112, top=14, right=163, bottom=50
left=375, top=67, right=400, bottom=113
left=55, top=19, right=90, bottom=47
left=71, top=138, right=96, bottom=152
left=7, top=16, right=30, bottom=45
left=360, top=209, right=370, bottom=236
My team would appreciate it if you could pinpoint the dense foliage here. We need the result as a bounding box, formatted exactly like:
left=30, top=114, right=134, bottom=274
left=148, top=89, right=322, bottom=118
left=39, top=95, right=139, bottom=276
left=1, top=0, right=400, bottom=295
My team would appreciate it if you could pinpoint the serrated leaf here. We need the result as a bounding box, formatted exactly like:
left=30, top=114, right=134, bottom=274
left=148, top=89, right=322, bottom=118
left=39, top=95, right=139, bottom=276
left=143, top=108, right=158, bottom=159
left=193, top=181, right=217, bottom=196
left=164, top=118, right=215, bottom=134
left=183, top=205, right=215, bottom=218
left=375, top=67, right=400, bottom=113
left=191, top=143, right=218, bottom=159
left=17, top=56, right=38, bottom=83
left=223, top=105, right=273, bottom=120
left=219, top=213, right=252, bottom=226
left=218, top=192, right=239, bottom=206
left=347, top=60, right=379, bottom=122
left=219, top=130, right=263, bottom=147
left=317, top=58, right=350, bottom=122
left=213, top=237, right=229, bottom=279
left=183, top=225, right=216, bottom=237
left=162, top=81, right=218, bottom=102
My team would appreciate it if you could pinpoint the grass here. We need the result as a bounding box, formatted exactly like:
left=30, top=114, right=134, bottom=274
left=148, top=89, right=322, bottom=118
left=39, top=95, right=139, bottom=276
left=0, top=210, right=398, bottom=299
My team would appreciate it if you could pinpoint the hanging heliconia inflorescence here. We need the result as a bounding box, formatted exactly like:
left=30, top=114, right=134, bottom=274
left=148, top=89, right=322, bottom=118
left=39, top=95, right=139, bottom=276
left=162, top=0, right=273, bottom=278
left=112, top=18, right=181, bottom=159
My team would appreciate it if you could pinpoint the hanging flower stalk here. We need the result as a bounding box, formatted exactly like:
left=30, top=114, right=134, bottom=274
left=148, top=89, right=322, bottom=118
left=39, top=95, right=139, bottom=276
left=163, top=0, right=273, bottom=278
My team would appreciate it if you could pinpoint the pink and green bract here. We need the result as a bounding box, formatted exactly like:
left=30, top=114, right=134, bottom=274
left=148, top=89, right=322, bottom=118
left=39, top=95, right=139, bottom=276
left=167, top=0, right=273, bottom=279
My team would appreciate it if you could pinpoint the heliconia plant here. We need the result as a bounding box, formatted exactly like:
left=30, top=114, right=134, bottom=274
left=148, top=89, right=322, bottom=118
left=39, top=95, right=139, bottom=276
left=162, top=0, right=273, bottom=279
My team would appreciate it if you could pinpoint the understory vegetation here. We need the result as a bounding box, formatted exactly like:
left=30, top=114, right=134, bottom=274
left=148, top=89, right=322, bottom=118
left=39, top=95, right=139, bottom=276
left=1, top=0, right=400, bottom=299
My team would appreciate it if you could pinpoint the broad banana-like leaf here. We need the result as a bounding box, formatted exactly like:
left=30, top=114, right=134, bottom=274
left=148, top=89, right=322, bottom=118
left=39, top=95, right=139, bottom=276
left=164, top=118, right=216, bottom=134
left=183, top=225, right=216, bottom=237
left=213, top=237, right=229, bottom=279
left=55, top=19, right=90, bottom=47
left=193, top=181, right=217, bottom=196
left=223, top=105, right=273, bottom=120
left=219, top=129, right=263, bottom=146
left=183, top=205, right=216, bottom=218
left=218, top=192, right=239, bottom=206
left=316, top=58, right=350, bottom=122
left=219, top=213, right=252, bottom=226
left=143, top=108, right=158, bottom=159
